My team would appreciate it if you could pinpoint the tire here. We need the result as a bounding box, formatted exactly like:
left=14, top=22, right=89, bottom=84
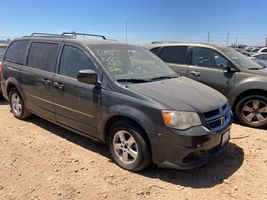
left=236, top=95, right=267, bottom=128
left=107, top=120, right=151, bottom=172
left=9, top=89, right=31, bottom=119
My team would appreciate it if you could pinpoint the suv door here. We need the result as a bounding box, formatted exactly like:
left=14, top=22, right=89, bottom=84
left=20, top=42, right=59, bottom=120
left=158, top=46, right=188, bottom=76
left=188, top=47, right=236, bottom=98
left=53, top=44, right=100, bottom=137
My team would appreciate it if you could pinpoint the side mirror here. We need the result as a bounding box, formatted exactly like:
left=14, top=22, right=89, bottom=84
left=77, top=69, right=97, bottom=85
left=223, top=66, right=238, bottom=73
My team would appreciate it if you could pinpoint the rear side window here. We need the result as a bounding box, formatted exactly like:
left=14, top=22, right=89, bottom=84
left=59, top=45, right=95, bottom=78
left=5, top=40, right=29, bottom=65
left=28, top=42, right=59, bottom=72
left=160, top=46, right=187, bottom=64
left=150, top=47, right=160, bottom=55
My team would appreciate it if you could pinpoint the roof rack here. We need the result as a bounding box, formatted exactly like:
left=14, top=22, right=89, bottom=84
left=29, top=33, right=65, bottom=38
left=25, top=32, right=106, bottom=40
left=61, top=32, right=106, bottom=40
left=151, top=41, right=181, bottom=44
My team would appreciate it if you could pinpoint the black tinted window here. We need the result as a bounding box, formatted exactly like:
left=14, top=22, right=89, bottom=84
left=150, top=47, right=160, bottom=55
left=28, top=42, right=59, bottom=72
left=262, top=49, right=267, bottom=52
left=5, top=40, right=29, bottom=64
left=160, top=46, right=187, bottom=64
left=59, top=45, right=95, bottom=78
left=192, top=47, right=228, bottom=68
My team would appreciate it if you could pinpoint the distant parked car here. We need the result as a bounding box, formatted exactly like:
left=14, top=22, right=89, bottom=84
left=250, top=57, right=267, bottom=68
left=234, top=48, right=251, bottom=56
left=145, top=42, right=267, bottom=128
left=0, top=43, right=9, bottom=95
left=251, top=53, right=267, bottom=61
left=257, top=47, right=267, bottom=53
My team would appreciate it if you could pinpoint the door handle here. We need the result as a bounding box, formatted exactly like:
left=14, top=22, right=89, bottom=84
left=190, top=71, right=201, bottom=77
left=54, top=82, right=64, bottom=90
left=41, top=79, right=51, bottom=86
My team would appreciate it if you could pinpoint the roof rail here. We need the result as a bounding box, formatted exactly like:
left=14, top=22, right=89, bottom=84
left=61, top=32, right=106, bottom=40
left=24, top=32, right=107, bottom=40
left=151, top=41, right=181, bottom=44
left=29, top=33, right=65, bottom=38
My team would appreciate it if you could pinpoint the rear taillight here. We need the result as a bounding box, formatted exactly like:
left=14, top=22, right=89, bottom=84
left=0, top=62, right=3, bottom=76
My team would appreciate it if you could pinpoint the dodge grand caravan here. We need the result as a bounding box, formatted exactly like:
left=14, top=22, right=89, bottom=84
left=1, top=33, right=232, bottom=171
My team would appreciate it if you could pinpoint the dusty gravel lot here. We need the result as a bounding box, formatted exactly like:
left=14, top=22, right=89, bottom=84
left=0, top=98, right=266, bottom=200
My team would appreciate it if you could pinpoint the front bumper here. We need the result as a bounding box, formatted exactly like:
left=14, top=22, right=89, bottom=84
left=149, top=125, right=231, bottom=169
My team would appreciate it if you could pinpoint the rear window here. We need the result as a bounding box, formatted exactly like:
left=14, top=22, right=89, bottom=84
left=28, top=42, right=59, bottom=72
left=160, top=46, right=187, bottom=64
left=5, top=40, right=29, bottom=64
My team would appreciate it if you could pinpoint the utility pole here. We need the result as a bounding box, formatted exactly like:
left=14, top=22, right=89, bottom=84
left=207, top=31, right=210, bottom=43
left=226, top=33, right=229, bottom=46
left=125, top=18, right=128, bottom=45
left=235, top=36, right=238, bottom=47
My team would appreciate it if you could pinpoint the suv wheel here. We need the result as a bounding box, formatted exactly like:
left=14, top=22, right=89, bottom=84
left=108, top=120, right=151, bottom=171
left=236, top=95, right=267, bottom=128
left=9, top=89, right=31, bottom=119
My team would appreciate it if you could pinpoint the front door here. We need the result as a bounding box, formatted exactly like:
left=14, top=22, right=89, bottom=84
left=53, top=44, right=100, bottom=137
left=188, top=46, right=236, bottom=98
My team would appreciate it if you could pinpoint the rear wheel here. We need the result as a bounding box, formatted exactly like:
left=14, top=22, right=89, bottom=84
left=236, top=95, right=267, bottom=128
left=9, top=89, right=31, bottom=119
left=108, top=120, right=151, bottom=172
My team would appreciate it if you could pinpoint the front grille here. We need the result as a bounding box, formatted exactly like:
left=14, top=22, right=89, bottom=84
left=204, top=103, right=231, bottom=132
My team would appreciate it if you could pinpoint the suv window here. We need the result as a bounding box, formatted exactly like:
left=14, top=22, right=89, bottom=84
left=59, top=45, right=95, bottom=78
left=5, top=40, right=29, bottom=64
left=28, top=42, right=59, bottom=72
left=192, top=47, right=228, bottom=68
left=160, top=46, right=187, bottom=65
left=150, top=47, right=160, bottom=55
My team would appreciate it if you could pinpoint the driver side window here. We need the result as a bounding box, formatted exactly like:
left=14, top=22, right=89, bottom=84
left=59, top=45, right=95, bottom=78
left=192, top=47, right=229, bottom=68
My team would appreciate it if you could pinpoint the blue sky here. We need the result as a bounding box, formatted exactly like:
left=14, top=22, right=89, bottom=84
left=1, top=0, right=266, bottom=45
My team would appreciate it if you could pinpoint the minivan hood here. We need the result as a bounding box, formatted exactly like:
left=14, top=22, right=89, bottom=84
left=127, top=77, right=227, bottom=113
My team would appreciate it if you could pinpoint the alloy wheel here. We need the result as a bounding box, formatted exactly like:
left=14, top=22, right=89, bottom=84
left=242, top=99, right=267, bottom=124
left=112, top=130, right=139, bottom=165
left=11, top=93, right=23, bottom=116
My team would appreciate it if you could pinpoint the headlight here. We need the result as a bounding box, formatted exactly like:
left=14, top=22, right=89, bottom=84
left=162, top=110, right=201, bottom=130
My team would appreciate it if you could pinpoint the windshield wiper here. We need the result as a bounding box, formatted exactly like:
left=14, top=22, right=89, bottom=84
left=149, top=75, right=178, bottom=81
left=247, top=68, right=262, bottom=70
left=116, top=78, right=149, bottom=83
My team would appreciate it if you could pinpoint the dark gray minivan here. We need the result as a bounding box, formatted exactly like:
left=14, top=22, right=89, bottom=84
left=1, top=33, right=232, bottom=171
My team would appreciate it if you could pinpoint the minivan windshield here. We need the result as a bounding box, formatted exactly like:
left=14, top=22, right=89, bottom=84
left=220, top=47, right=263, bottom=69
left=89, top=44, right=178, bottom=82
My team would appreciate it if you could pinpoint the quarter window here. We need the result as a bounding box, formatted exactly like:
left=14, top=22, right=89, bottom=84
left=192, top=47, right=229, bottom=68
left=59, top=45, right=95, bottom=78
left=160, top=46, right=187, bottom=64
left=28, top=42, right=59, bottom=72
left=5, top=40, right=29, bottom=65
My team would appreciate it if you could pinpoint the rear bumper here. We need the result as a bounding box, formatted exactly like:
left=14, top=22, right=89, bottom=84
left=149, top=124, right=231, bottom=169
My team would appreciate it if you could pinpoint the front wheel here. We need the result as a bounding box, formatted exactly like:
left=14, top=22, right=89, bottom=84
left=108, top=120, right=151, bottom=172
left=236, top=95, right=267, bottom=128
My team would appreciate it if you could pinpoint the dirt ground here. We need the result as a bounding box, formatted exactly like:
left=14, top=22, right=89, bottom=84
left=0, top=98, right=266, bottom=200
